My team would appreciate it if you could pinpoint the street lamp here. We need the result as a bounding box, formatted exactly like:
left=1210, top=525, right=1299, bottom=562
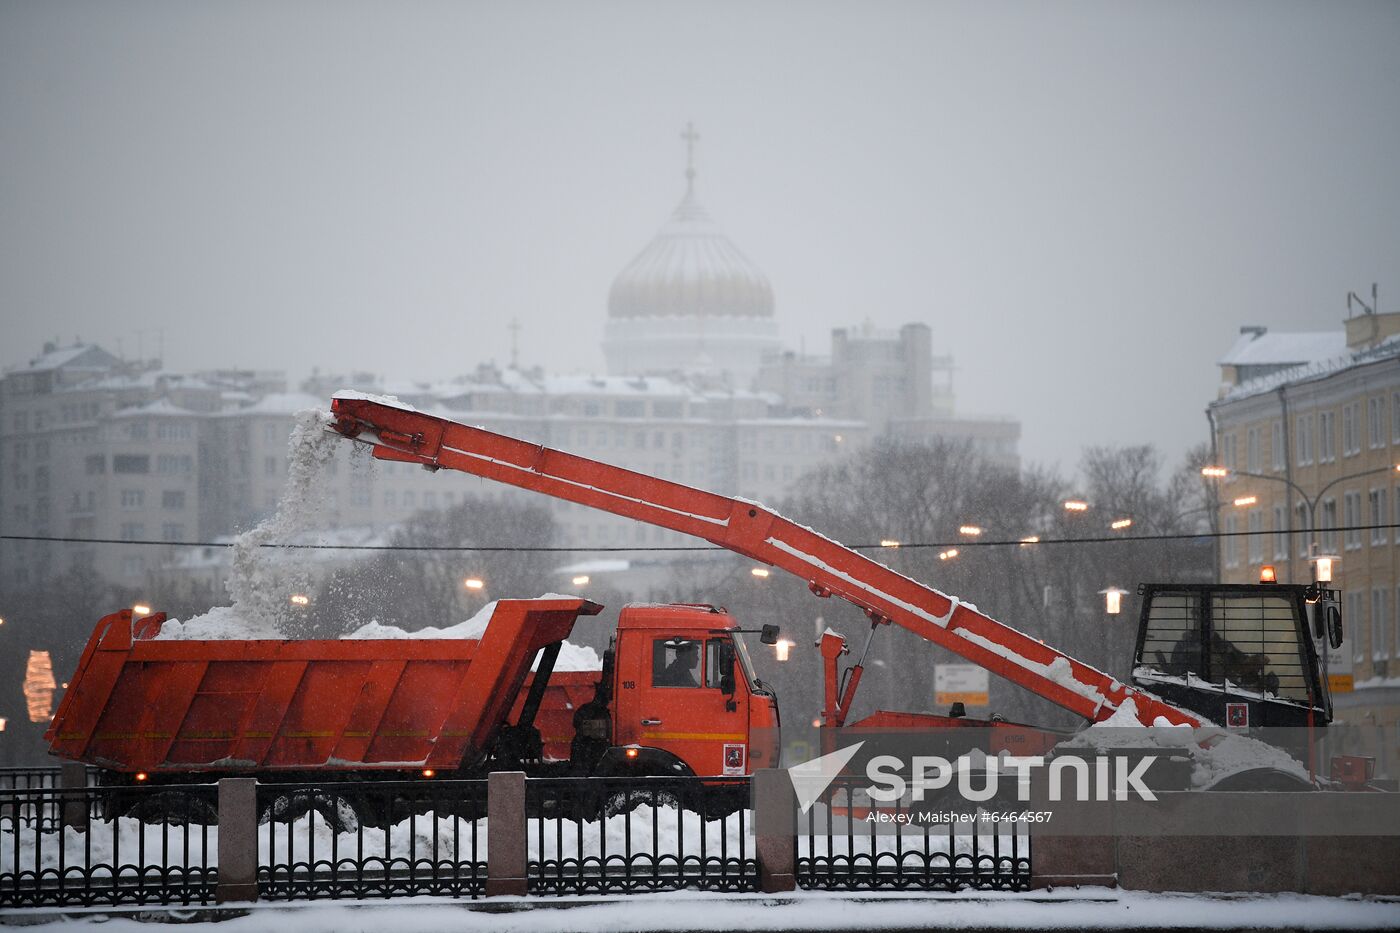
left=572, top=574, right=590, bottom=586
left=938, top=548, right=959, bottom=560
left=751, top=567, right=771, bottom=578
left=958, top=525, right=983, bottom=537
left=1063, top=500, right=1089, bottom=512
left=463, top=578, right=484, bottom=591
left=1100, top=587, right=1128, bottom=615
left=1201, top=462, right=1400, bottom=582
left=1110, top=518, right=1133, bottom=530
left=133, top=604, right=152, bottom=616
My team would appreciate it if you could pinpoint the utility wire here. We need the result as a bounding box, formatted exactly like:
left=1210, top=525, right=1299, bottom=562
left=4, top=523, right=1398, bottom=553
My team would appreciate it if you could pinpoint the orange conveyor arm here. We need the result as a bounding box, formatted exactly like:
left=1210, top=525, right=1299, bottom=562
left=328, top=394, right=1202, bottom=728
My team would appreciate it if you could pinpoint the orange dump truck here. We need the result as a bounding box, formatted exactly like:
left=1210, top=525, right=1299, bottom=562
left=46, top=597, right=780, bottom=790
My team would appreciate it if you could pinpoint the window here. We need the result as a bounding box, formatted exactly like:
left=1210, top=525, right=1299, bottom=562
left=162, top=522, right=185, bottom=542
left=120, top=489, right=145, bottom=509
left=119, top=522, right=145, bottom=541
left=1342, top=403, right=1359, bottom=457
left=1296, top=414, right=1313, bottom=465
left=113, top=455, right=150, bottom=474
left=264, top=456, right=278, bottom=476
left=1373, top=588, right=1389, bottom=660
left=162, top=490, right=186, bottom=510
left=85, top=455, right=105, bottom=475
left=1369, top=397, right=1385, bottom=448
left=704, top=639, right=735, bottom=689
left=1246, top=428, right=1260, bottom=472
left=1372, top=488, right=1389, bottom=546
left=1221, top=433, right=1237, bottom=471
left=1321, top=498, right=1338, bottom=552
left=1296, top=502, right=1310, bottom=557
left=651, top=638, right=702, bottom=688
left=1273, top=506, right=1288, bottom=560
left=1224, top=515, right=1239, bottom=569
left=1247, top=510, right=1263, bottom=565
left=1392, top=392, right=1400, bottom=443
left=1210, top=594, right=1311, bottom=700
left=1319, top=411, right=1336, bottom=462
left=1271, top=421, right=1284, bottom=471
left=615, top=400, right=643, bottom=418
left=1344, top=491, right=1362, bottom=550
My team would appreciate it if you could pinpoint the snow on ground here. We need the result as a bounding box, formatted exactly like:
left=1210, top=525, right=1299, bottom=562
left=2, top=806, right=746, bottom=876
left=12, top=889, right=1399, bottom=932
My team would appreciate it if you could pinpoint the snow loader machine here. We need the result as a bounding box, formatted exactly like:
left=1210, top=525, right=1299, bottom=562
left=322, top=394, right=1363, bottom=792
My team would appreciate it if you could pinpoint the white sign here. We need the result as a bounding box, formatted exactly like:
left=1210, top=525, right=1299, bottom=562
left=1325, top=640, right=1353, bottom=693
left=935, top=664, right=989, bottom=707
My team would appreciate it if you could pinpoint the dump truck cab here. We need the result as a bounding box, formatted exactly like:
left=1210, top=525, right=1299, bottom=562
left=1131, top=581, right=1338, bottom=730
left=583, top=604, right=780, bottom=778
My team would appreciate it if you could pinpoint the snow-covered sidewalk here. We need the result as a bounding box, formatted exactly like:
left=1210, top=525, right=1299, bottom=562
left=4, top=889, right=1398, bottom=931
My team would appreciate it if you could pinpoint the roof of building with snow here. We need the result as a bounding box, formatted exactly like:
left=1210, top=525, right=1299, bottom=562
left=1217, top=333, right=1400, bottom=404
left=1218, top=330, right=1348, bottom=367
left=112, top=398, right=198, bottom=418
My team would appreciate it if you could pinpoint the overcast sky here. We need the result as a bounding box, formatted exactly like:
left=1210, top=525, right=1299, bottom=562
left=2, top=1, right=1397, bottom=472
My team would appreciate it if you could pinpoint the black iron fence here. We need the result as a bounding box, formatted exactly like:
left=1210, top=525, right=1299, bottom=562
left=2, top=770, right=1034, bottom=909
left=525, top=776, right=756, bottom=894
left=0, top=783, right=218, bottom=908
left=795, top=775, right=1032, bottom=891
left=0, top=767, right=63, bottom=793
left=258, top=779, right=487, bottom=900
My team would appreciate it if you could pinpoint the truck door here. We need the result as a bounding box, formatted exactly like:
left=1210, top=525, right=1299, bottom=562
left=625, top=634, right=749, bottom=776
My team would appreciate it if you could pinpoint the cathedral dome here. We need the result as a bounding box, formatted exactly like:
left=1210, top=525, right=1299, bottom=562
left=607, top=186, right=774, bottom=320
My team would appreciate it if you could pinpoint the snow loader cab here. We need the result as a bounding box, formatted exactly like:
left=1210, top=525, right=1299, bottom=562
left=1131, top=582, right=1336, bottom=729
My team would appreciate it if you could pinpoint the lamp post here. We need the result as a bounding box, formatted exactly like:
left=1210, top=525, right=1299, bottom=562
left=1202, top=463, right=1400, bottom=583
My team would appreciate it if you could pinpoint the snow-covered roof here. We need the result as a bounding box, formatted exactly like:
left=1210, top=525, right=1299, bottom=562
left=220, top=391, right=327, bottom=417
left=1219, top=333, right=1400, bottom=403
left=112, top=398, right=197, bottom=418
left=1218, top=330, right=1346, bottom=367
left=8, top=344, right=113, bottom=374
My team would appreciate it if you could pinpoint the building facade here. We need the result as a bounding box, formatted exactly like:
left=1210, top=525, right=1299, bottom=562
left=1209, top=312, right=1400, bottom=775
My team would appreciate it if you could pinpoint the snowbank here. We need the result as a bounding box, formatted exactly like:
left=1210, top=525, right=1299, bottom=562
left=1057, top=698, right=1312, bottom=788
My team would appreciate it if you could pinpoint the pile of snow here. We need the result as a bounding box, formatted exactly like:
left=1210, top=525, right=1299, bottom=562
left=154, top=605, right=284, bottom=641
left=1059, top=698, right=1312, bottom=789
left=344, top=599, right=602, bottom=672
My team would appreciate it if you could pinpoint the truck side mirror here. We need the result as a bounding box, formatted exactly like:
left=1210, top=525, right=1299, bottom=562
left=1326, top=604, right=1343, bottom=651
left=718, top=640, right=737, bottom=695
left=759, top=624, right=779, bottom=645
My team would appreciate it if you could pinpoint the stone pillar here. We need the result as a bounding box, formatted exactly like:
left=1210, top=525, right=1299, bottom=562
left=59, top=762, right=89, bottom=831
left=486, top=771, right=528, bottom=896
left=216, top=778, right=258, bottom=904
left=752, top=768, right=797, bottom=892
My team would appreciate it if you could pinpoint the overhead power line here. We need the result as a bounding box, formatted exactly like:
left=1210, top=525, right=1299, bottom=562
left=4, top=524, right=1396, bottom=553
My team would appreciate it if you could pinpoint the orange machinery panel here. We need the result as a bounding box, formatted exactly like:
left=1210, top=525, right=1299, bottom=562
left=46, top=598, right=600, bottom=774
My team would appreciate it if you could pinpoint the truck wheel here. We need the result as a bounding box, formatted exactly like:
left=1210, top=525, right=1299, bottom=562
left=1204, top=768, right=1316, bottom=792
left=259, top=791, right=361, bottom=833
left=604, top=785, right=680, bottom=818
left=123, top=790, right=218, bottom=826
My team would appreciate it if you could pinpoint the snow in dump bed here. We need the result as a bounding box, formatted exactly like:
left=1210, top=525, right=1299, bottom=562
left=1057, top=697, right=1312, bottom=788
left=344, top=598, right=601, bottom=671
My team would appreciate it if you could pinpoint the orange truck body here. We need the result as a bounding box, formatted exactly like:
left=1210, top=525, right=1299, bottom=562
left=46, top=598, right=600, bottom=775
left=47, top=598, right=779, bottom=781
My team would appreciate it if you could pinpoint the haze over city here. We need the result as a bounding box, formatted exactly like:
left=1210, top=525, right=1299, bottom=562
left=3, top=1, right=1398, bottom=470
